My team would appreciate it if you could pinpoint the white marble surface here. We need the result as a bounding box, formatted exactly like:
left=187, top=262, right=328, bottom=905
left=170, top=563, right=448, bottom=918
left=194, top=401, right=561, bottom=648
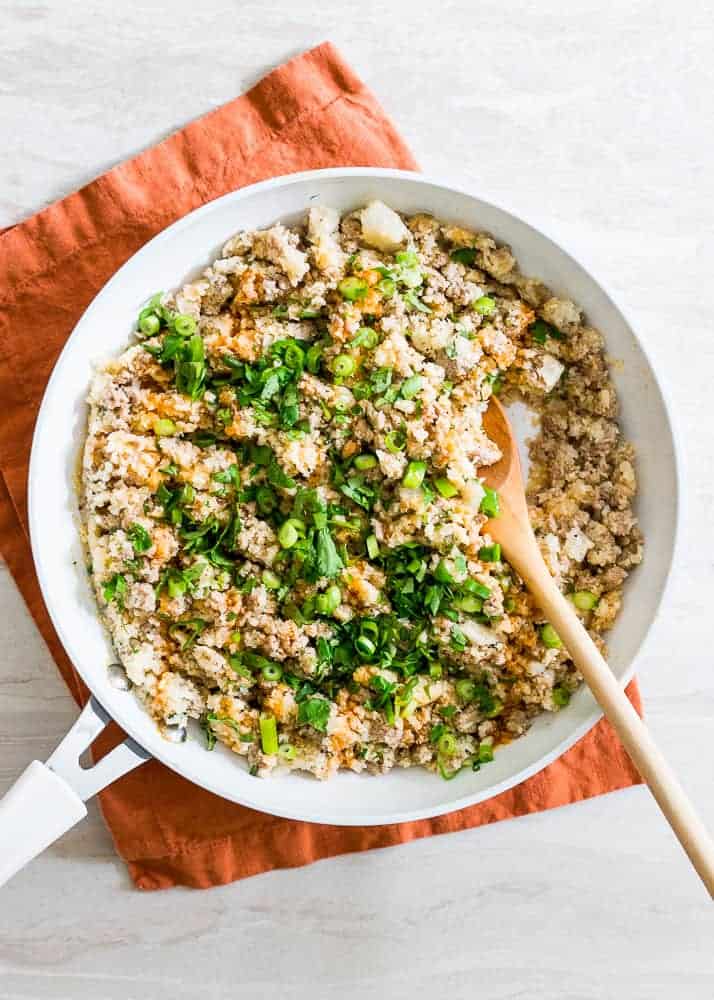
left=1, top=0, right=713, bottom=995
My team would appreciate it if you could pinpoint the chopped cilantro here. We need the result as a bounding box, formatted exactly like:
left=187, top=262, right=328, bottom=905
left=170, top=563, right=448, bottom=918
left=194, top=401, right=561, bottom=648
left=298, top=697, right=331, bottom=733
left=102, top=573, right=127, bottom=608
left=530, top=319, right=564, bottom=344
left=127, top=523, right=151, bottom=553
left=450, top=247, right=478, bottom=266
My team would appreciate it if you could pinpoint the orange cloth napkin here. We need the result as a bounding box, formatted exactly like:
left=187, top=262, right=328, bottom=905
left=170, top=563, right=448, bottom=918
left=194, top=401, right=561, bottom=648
left=0, top=42, right=643, bottom=890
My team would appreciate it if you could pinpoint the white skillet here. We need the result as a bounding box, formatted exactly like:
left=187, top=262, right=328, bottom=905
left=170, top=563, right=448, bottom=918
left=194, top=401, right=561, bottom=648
left=0, top=169, right=681, bottom=886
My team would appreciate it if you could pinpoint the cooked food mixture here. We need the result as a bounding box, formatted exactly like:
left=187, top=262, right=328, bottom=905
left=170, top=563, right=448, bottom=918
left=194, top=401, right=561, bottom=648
left=81, top=201, right=643, bottom=780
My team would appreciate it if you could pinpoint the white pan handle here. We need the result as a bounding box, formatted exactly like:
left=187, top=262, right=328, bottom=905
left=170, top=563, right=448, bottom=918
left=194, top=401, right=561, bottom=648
left=0, top=761, right=87, bottom=885
left=0, top=696, right=150, bottom=888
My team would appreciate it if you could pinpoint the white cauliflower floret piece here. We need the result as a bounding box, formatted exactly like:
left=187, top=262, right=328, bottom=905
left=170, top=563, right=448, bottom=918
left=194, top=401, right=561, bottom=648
left=373, top=331, right=424, bottom=377
left=459, top=481, right=486, bottom=511
left=308, top=203, right=339, bottom=241
left=275, top=432, right=326, bottom=478
left=123, top=643, right=162, bottom=686
left=154, top=671, right=203, bottom=725
left=192, top=645, right=231, bottom=684
left=564, top=527, right=593, bottom=563
left=410, top=318, right=453, bottom=357
left=360, top=200, right=410, bottom=252
left=175, top=279, right=209, bottom=318
left=252, top=225, right=309, bottom=286
left=459, top=619, right=501, bottom=648
left=307, top=204, right=346, bottom=273
left=539, top=355, right=565, bottom=391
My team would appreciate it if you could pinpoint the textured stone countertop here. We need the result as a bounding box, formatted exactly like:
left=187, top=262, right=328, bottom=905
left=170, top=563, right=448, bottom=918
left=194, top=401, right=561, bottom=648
left=1, top=1, right=712, bottom=996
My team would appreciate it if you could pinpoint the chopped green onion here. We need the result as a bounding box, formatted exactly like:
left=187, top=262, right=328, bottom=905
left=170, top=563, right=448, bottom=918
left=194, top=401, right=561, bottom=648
left=306, top=343, right=323, bottom=373
left=570, top=590, right=599, bottom=611
left=552, top=685, right=571, bottom=707
left=167, top=575, right=187, bottom=599
left=377, top=277, right=396, bottom=297
left=338, top=277, right=369, bottom=301
left=139, top=313, right=160, bottom=336
left=261, top=569, right=281, bottom=590
left=403, top=290, right=431, bottom=313
left=479, top=487, right=500, bottom=518
left=351, top=326, right=379, bottom=349
left=434, top=560, right=455, bottom=584
left=484, top=696, right=503, bottom=719
left=173, top=314, right=197, bottom=337
left=153, top=418, right=177, bottom=437
left=463, top=579, right=491, bottom=599
left=333, top=354, right=356, bottom=378
left=473, top=295, right=496, bottom=316
left=400, top=374, right=423, bottom=399
left=434, top=477, right=458, bottom=498
left=541, top=623, right=562, bottom=648
left=359, top=621, right=379, bottom=643
left=437, top=758, right=463, bottom=780
left=229, top=655, right=252, bottom=678
left=452, top=595, right=482, bottom=613
left=478, top=743, right=494, bottom=763
left=438, top=731, right=457, bottom=754
left=355, top=635, right=376, bottom=658
left=429, top=662, right=443, bottom=679
left=366, top=534, right=379, bottom=559
left=455, top=678, right=476, bottom=701
left=278, top=521, right=299, bottom=549
left=259, top=715, right=279, bottom=755
left=478, top=543, right=501, bottom=562
left=262, top=663, right=283, bottom=682
left=315, top=595, right=330, bottom=616
left=278, top=743, right=297, bottom=761
left=230, top=630, right=242, bottom=646
left=384, top=429, right=406, bottom=453
left=353, top=453, right=377, bottom=470
left=284, top=343, right=305, bottom=370
left=402, top=460, right=427, bottom=489
left=315, top=585, right=341, bottom=616
left=395, top=249, right=419, bottom=267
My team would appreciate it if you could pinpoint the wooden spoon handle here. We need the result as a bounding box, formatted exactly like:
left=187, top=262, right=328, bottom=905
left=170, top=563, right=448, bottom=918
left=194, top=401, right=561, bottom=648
left=502, top=527, right=714, bottom=898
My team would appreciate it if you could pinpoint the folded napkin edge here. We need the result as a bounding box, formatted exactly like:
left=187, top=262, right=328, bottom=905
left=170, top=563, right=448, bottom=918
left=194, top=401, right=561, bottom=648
left=0, top=41, right=377, bottom=300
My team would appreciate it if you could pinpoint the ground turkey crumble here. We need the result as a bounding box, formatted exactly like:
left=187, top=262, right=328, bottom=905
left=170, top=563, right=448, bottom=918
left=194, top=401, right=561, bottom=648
left=81, top=200, right=643, bottom=781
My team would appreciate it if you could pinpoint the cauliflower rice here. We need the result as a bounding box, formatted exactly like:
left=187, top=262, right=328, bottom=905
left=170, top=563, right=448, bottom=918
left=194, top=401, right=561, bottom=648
left=81, top=201, right=643, bottom=780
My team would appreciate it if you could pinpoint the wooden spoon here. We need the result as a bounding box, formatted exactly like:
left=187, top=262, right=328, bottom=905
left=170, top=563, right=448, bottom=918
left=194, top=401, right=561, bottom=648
left=481, top=398, right=714, bottom=896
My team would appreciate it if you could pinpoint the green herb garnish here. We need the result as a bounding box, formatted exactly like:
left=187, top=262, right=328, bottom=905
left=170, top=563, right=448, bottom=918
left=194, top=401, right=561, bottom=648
left=127, top=523, right=152, bottom=553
